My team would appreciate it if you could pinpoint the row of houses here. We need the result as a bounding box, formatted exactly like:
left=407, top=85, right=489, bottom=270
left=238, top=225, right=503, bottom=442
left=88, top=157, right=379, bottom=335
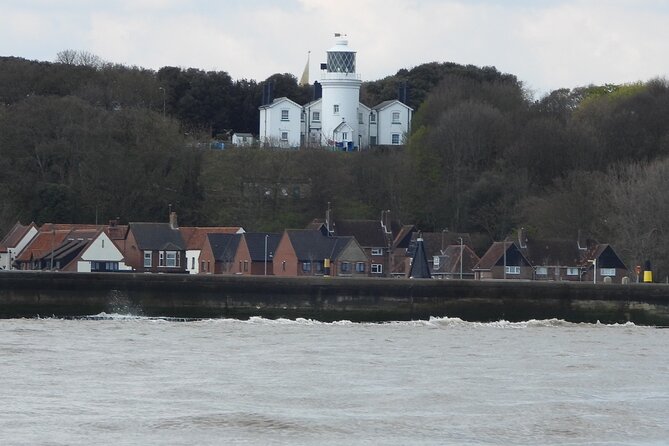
left=0, top=213, right=630, bottom=283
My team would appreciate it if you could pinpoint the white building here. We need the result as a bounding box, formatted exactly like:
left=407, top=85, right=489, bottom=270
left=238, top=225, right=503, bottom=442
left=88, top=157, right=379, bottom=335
left=259, top=35, right=413, bottom=150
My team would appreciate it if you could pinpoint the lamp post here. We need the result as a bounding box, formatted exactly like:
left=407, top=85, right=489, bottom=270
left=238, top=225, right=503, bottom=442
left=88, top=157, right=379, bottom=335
left=158, top=86, right=166, bottom=117
left=264, top=234, right=269, bottom=276
left=503, top=240, right=507, bottom=280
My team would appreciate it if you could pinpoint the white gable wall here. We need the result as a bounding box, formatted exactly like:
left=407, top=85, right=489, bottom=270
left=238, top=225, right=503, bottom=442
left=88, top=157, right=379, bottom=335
left=78, top=232, right=131, bottom=272
left=376, top=102, right=413, bottom=145
left=259, top=98, right=302, bottom=148
left=1, top=226, right=38, bottom=270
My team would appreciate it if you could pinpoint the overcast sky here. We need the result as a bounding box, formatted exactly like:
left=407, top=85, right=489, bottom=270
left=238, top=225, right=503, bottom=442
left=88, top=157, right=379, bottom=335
left=2, top=0, right=669, bottom=98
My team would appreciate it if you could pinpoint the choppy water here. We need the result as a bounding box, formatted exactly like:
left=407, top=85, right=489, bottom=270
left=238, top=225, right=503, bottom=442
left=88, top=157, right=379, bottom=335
left=1, top=315, right=668, bottom=445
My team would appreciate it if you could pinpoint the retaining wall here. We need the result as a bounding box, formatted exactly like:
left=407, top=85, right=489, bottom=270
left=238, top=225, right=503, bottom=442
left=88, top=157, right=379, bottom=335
left=1, top=272, right=669, bottom=324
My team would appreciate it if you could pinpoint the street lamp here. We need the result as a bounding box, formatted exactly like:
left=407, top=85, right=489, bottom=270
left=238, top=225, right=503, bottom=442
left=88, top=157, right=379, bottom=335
left=264, top=234, right=269, bottom=276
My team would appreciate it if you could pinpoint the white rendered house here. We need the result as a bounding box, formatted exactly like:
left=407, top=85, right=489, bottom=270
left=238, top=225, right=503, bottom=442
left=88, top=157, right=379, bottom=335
left=77, top=231, right=131, bottom=272
left=259, top=35, right=412, bottom=150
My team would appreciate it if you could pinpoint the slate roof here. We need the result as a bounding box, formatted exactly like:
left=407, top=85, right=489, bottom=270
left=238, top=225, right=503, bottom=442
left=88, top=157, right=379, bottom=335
left=373, top=99, right=413, bottom=111
left=391, top=224, right=417, bottom=250
left=180, top=226, right=243, bottom=250
left=207, top=233, right=242, bottom=262
left=285, top=230, right=355, bottom=261
left=244, top=233, right=281, bottom=262
left=129, top=223, right=185, bottom=251
left=331, top=219, right=387, bottom=247
left=408, top=238, right=431, bottom=278
left=520, top=238, right=583, bottom=267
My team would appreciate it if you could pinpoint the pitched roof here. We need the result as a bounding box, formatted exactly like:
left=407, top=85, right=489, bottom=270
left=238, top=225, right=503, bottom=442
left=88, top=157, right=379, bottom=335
left=259, top=96, right=302, bottom=110
left=129, top=223, right=185, bottom=251
left=408, top=232, right=472, bottom=258
left=409, top=237, right=431, bottom=279
left=244, top=233, right=281, bottom=262
left=473, top=241, right=530, bottom=271
left=0, top=222, right=35, bottom=252
left=432, top=245, right=480, bottom=274
left=207, top=233, right=242, bottom=262
left=332, top=219, right=387, bottom=247
left=373, top=99, right=414, bottom=112
left=15, top=224, right=103, bottom=262
left=285, top=230, right=354, bottom=261
left=391, top=224, right=417, bottom=249
left=521, top=238, right=582, bottom=267
left=180, top=226, right=244, bottom=250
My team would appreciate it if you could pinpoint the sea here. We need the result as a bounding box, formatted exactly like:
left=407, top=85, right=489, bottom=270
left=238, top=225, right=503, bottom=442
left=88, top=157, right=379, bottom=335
left=1, top=315, right=668, bottom=445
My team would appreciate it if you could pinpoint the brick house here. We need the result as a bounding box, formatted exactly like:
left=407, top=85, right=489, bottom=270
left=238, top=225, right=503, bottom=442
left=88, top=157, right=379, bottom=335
left=121, top=219, right=186, bottom=273
left=473, top=241, right=534, bottom=280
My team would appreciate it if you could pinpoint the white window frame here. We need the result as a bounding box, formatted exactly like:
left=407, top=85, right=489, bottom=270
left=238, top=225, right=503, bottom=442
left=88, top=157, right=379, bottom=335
left=358, top=112, right=363, bottom=124
left=166, top=251, right=177, bottom=267
left=340, top=261, right=351, bottom=273
left=355, top=262, right=366, bottom=273
left=159, top=251, right=165, bottom=267
left=371, top=263, right=383, bottom=274
left=302, top=261, right=311, bottom=272
left=505, top=266, right=520, bottom=275
left=281, top=109, right=289, bottom=121
left=392, top=111, right=400, bottom=123
left=313, top=111, right=320, bottom=122
left=281, top=132, right=288, bottom=141
left=391, top=133, right=400, bottom=145
left=433, top=256, right=440, bottom=268
left=342, top=132, right=348, bottom=140
left=371, top=248, right=383, bottom=256
left=600, top=268, right=616, bottom=276
left=333, top=104, right=339, bottom=114
left=370, top=113, right=376, bottom=123
left=567, top=268, right=579, bottom=276
left=143, top=251, right=152, bottom=268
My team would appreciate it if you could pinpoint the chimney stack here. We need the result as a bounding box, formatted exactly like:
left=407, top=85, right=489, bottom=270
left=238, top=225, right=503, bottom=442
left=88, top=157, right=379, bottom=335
left=169, top=212, right=178, bottom=230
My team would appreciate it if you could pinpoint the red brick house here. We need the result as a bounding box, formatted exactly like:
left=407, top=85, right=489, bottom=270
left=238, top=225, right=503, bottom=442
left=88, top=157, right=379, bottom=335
left=273, top=230, right=369, bottom=277
left=473, top=241, right=534, bottom=280
left=121, top=220, right=186, bottom=273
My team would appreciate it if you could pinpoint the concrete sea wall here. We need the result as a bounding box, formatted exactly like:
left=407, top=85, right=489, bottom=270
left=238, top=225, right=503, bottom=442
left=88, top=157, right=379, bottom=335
left=1, top=271, right=669, bottom=325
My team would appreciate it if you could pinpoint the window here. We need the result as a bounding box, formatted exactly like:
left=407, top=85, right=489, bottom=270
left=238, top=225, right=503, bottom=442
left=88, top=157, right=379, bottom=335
left=371, top=264, right=383, bottom=274
left=166, top=251, right=177, bottom=267
left=505, top=266, right=520, bottom=275
left=302, top=261, right=311, bottom=272
left=313, top=111, right=320, bottom=122
left=191, top=257, right=195, bottom=270
left=371, top=248, right=383, bottom=256
left=243, top=260, right=249, bottom=272
left=281, top=132, right=288, bottom=141
left=391, top=133, right=400, bottom=145
left=433, top=256, right=440, bottom=268
left=567, top=268, right=579, bottom=276
left=392, top=111, right=400, bottom=123
left=370, top=136, right=377, bottom=145
left=333, top=104, right=339, bottom=114
left=342, top=132, right=348, bottom=140
left=355, top=262, right=366, bottom=273
left=144, top=251, right=152, bottom=268
left=536, top=267, right=547, bottom=275
left=281, top=109, right=289, bottom=121
left=370, top=113, right=376, bottom=123
left=159, top=251, right=165, bottom=267
left=600, top=268, right=616, bottom=276
left=202, top=260, right=206, bottom=272
left=358, top=112, right=363, bottom=124
left=101, top=239, right=105, bottom=248
left=340, top=262, right=351, bottom=273
left=315, top=262, right=323, bottom=273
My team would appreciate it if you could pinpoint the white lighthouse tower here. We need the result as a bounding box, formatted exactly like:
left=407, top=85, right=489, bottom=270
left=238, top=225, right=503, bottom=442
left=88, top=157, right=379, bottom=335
left=320, top=34, right=362, bottom=150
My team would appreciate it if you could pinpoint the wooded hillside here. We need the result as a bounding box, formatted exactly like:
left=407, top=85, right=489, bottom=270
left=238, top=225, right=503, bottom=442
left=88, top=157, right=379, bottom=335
left=2, top=54, right=669, bottom=279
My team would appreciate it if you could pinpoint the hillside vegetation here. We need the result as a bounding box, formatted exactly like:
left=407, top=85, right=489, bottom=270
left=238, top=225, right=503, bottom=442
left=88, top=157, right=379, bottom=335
left=2, top=54, right=669, bottom=278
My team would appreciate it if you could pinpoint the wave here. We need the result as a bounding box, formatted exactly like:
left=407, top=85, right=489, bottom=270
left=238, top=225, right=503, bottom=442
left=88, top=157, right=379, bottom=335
left=49, top=313, right=641, bottom=329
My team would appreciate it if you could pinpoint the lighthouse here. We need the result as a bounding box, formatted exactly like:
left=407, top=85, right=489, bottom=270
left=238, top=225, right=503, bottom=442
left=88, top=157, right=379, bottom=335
left=319, top=34, right=362, bottom=150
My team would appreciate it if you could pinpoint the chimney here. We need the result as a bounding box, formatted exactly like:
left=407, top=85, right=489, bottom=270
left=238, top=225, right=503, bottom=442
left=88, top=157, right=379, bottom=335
left=169, top=212, right=178, bottom=230
left=518, top=227, right=527, bottom=249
